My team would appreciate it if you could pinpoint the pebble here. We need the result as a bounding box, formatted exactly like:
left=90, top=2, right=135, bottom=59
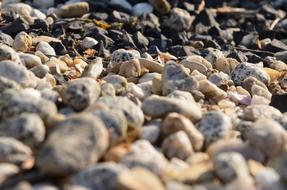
left=30, top=64, right=50, bottom=78
left=57, top=2, right=89, bottom=18
left=110, top=0, right=133, bottom=11
left=109, top=49, right=141, bottom=69
left=197, top=111, right=232, bottom=146
left=0, top=113, right=45, bottom=148
left=0, top=137, right=32, bottom=165
left=142, top=94, right=202, bottom=122
left=162, top=61, right=199, bottom=95
left=33, top=0, right=54, bottom=9
left=213, top=152, right=250, bottom=183
left=140, top=123, right=160, bottom=144
left=36, top=41, right=56, bottom=56
left=162, top=112, right=204, bottom=151
left=231, top=62, right=270, bottom=86
left=71, top=162, right=127, bottom=190
left=133, top=3, right=153, bottom=16
left=97, top=96, right=144, bottom=129
left=0, top=32, right=14, bottom=46
left=12, top=32, right=32, bottom=53
left=198, top=79, right=227, bottom=102
left=121, top=140, right=169, bottom=177
left=0, top=163, right=19, bottom=178
left=80, top=37, right=99, bottom=50
left=248, top=118, right=286, bottom=158
left=62, top=78, right=101, bottom=111
left=37, top=114, right=109, bottom=175
left=0, top=88, right=57, bottom=121
left=91, top=109, right=127, bottom=146
left=19, top=53, right=42, bottom=69
left=117, top=167, right=165, bottom=190
left=103, top=74, right=128, bottom=95
left=242, top=104, right=282, bottom=121
left=163, top=8, right=193, bottom=32
left=148, top=0, right=171, bottom=14
left=0, top=43, right=21, bottom=64
left=0, top=76, right=20, bottom=93
left=162, top=131, right=194, bottom=160
left=180, top=55, right=212, bottom=75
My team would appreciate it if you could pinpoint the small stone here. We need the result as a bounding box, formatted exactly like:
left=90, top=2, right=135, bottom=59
left=109, top=49, right=140, bottom=69
left=242, top=104, right=282, bottom=121
left=0, top=32, right=14, bottom=46
left=57, top=2, right=89, bottom=18
left=19, top=53, right=42, bottom=69
left=208, top=72, right=233, bottom=89
left=71, top=162, right=127, bottom=190
left=30, top=64, right=49, bottom=78
left=248, top=118, right=286, bottom=158
left=121, top=140, right=169, bottom=177
left=197, top=111, right=232, bottom=146
left=268, top=146, right=287, bottom=182
left=46, top=57, right=68, bottom=73
left=97, top=96, right=144, bottom=129
left=36, top=41, right=56, bottom=56
left=242, top=76, right=268, bottom=93
left=231, top=62, right=270, bottom=86
left=140, top=123, right=160, bottom=144
left=133, top=3, right=153, bottom=16
left=213, top=152, right=250, bottom=183
left=37, top=114, right=109, bottom=175
left=0, top=88, right=57, bottom=121
left=163, top=8, right=193, bottom=32
left=110, top=0, right=133, bottom=11
left=33, top=0, right=54, bottom=9
left=0, top=43, right=21, bottom=64
left=142, top=94, right=202, bottom=122
left=117, top=167, right=165, bottom=190
left=103, top=74, right=128, bottom=95
left=148, top=0, right=171, bottom=14
left=0, top=60, right=37, bottom=87
left=0, top=137, right=32, bottom=164
left=251, top=84, right=272, bottom=101
left=162, top=131, right=193, bottom=160
left=162, top=61, right=199, bottom=95
left=12, top=32, right=32, bottom=53
left=62, top=78, right=101, bottom=111
left=162, top=112, right=204, bottom=151
left=0, top=113, right=45, bottom=148
left=198, top=79, right=227, bottom=102
left=91, top=109, right=127, bottom=146
left=80, top=37, right=98, bottom=50
left=180, top=55, right=212, bottom=75
left=254, top=167, right=285, bottom=190
left=101, top=83, right=116, bottom=97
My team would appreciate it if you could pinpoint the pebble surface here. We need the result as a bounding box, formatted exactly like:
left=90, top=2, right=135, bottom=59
left=0, top=0, right=286, bottom=189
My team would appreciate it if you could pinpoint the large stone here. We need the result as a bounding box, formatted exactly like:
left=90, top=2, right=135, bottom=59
left=0, top=113, right=45, bottom=148
left=231, top=63, right=270, bottom=86
left=37, top=114, right=109, bottom=176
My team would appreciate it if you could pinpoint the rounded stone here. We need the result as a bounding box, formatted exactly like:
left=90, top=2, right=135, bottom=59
left=163, top=8, right=193, bottom=32
left=162, top=131, right=193, bottom=160
left=180, top=55, right=212, bottom=75
left=132, top=3, right=153, bottom=16
left=109, top=49, right=140, bottom=69
left=248, top=118, right=286, bottom=158
left=197, top=111, right=232, bottom=146
left=0, top=88, right=57, bottom=121
left=19, top=53, right=42, bottom=69
left=80, top=37, right=98, bottom=50
left=242, top=104, right=282, bottom=121
left=36, top=41, right=56, bottom=56
left=0, top=113, right=45, bottom=148
left=37, top=114, right=109, bottom=175
left=62, top=78, right=101, bottom=111
left=213, top=152, right=250, bottom=183
left=12, top=32, right=32, bottom=53
left=231, top=63, right=270, bottom=86
left=103, top=74, right=128, bottom=95
left=70, top=162, right=127, bottom=190
left=97, top=96, right=144, bottom=129
left=0, top=137, right=32, bottom=165
left=162, top=112, right=204, bottom=151
left=117, top=167, right=165, bottom=190
left=0, top=43, right=21, bottom=64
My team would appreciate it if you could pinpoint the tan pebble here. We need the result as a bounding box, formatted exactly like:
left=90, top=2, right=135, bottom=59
left=117, top=167, right=165, bottom=190
left=35, top=51, right=49, bottom=63
left=119, top=59, right=142, bottom=78
left=139, top=58, right=163, bottom=73
left=180, top=55, right=212, bottom=75
left=104, top=143, right=131, bottom=163
left=151, top=75, right=162, bottom=95
left=263, top=67, right=284, bottom=82
left=57, top=2, right=89, bottom=18
left=162, top=112, right=204, bottom=151
left=13, top=32, right=32, bottom=52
